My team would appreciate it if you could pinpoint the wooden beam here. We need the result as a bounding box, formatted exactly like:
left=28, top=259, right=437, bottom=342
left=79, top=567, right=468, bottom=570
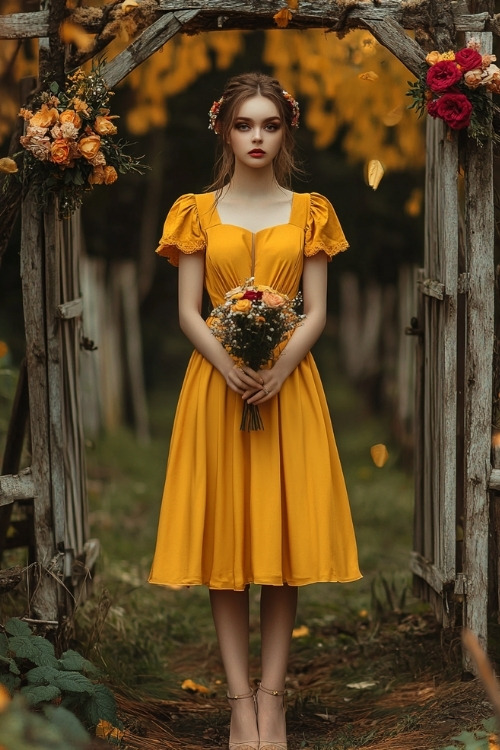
left=360, top=17, right=426, bottom=78
left=102, top=9, right=200, bottom=89
left=462, top=29, right=494, bottom=660
left=0, top=468, right=35, bottom=506
left=56, top=297, right=83, bottom=320
left=409, top=551, right=452, bottom=592
left=419, top=278, right=446, bottom=300
left=0, top=1, right=492, bottom=40
left=490, top=468, right=500, bottom=491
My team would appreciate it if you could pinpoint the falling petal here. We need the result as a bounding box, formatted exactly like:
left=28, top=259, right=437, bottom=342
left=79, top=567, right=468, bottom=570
left=59, top=21, right=94, bottom=51
left=370, top=443, right=389, bottom=467
left=382, top=105, right=404, bottom=126
left=366, top=160, right=385, bottom=190
left=358, top=71, right=379, bottom=82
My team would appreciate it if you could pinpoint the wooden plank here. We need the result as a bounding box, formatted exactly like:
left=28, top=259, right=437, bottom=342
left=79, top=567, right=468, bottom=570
left=409, top=551, right=450, bottom=592
left=490, top=469, right=500, bottom=490
left=56, top=297, right=83, bottom=319
left=359, top=17, right=426, bottom=78
left=102, top=10, right=200, bottom=89
left=419, top=278, right=446, bottom=301
left=43, top=206, right=66, bottom=553
left=0, top=1, right=487, bottom=39
left=0, top=469, right=35, bottom=505
left=20, top=189, right=58, bottom=621
left=462, top=30, right=494, bottom=658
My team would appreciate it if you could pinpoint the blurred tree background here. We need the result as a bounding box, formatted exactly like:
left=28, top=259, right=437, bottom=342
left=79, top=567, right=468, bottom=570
left=0, top=21, right=425, bottom=401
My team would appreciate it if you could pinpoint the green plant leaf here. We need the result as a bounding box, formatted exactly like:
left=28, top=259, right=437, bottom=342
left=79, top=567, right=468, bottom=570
left=58, top=650, right=99, bottom=676
left=0, top=632, right=9, bottom=656
left=8, top=634, right=58, bottom=667
left=0, top=672, right=21, bottom=693
left=26, top=665, right=62, bottom=684
left=52, top=671, right=96, bottom=695
left=43, top=705, right=90, bottom=747
left=83, top=683, right=119, bottom=728
left=482, top=717, right=497, bottom=732
left=21, top=682, right=61, bottom=705
left=5, top=617, right=33, bottom=637
left=0, top=653, right=20, bottom=674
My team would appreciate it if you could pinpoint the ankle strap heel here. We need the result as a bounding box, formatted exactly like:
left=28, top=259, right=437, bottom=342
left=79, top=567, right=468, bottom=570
left=256, top=684, right=287, bottom=750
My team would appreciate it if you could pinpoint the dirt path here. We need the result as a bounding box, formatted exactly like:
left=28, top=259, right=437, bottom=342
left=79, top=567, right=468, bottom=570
left=109, top=612, right=493, bottom=750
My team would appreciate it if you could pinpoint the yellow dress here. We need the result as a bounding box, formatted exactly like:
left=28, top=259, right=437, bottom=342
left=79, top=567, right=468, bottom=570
left=149, top=191, right=361, bottom=590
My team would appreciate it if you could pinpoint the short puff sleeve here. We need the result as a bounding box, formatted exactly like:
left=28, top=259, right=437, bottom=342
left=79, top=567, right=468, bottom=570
left=304, top=192, right=349, bottom=259
left=156, top=193, right=206, bottom=266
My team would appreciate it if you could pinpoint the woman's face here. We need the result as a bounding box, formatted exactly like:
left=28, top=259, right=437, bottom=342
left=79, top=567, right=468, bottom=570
left=228, top=95, right=283, bottom=170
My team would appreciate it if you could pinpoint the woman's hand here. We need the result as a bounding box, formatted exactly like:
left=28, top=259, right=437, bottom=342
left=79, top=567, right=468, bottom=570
left=243, top=367, right=285, bottom=404
left=225, top=365, right=264, bottom=395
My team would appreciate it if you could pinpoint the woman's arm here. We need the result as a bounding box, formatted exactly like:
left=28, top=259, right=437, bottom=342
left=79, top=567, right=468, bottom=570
left=245, top=252, right=328, bottom=404
left=178, top=252, right=264, bottom=395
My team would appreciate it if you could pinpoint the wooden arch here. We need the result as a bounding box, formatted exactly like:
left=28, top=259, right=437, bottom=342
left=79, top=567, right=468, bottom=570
left=0, top=0, right=497, bottom=669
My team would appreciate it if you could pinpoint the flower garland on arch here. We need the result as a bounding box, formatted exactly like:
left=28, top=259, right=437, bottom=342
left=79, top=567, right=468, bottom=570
left=407, top=40, right=500, bottom=144
left=6, top=61, right=146, bottom=219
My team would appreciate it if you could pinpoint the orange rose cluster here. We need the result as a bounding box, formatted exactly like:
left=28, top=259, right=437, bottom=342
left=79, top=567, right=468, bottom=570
left=19, top=101, right=118, bottom=185
left=13, top=65, right=144, bottom=217
left=408, top=39, right=500, bottom=143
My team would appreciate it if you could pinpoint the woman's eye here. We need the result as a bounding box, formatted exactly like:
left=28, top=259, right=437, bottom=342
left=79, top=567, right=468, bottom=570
left=235, top=123, right=249, bottom=131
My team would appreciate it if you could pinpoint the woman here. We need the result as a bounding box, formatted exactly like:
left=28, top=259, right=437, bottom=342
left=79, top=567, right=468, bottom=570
left=149, top=72, right=361, bottom=750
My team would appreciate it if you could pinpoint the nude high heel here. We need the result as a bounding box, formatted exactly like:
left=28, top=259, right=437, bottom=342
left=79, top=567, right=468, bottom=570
left=227, top=689, right=259, bottom=750
left=256, top=684, right=287, bottom=750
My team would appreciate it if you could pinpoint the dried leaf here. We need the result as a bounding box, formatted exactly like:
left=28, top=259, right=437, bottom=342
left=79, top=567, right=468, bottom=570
left=287, top=0, right=299, bottom=7
left=181, top=678, right=210, bottom=694
left=347, top=681, right=377, bottom=690
left=315, top=713, right=336, bottom=722
left=96, top=720, right=124, bottom=740
left=121, top=0, right=139, bottom=13
left=292, top=625, right=310, bottom=638
left=366, top=160, right=385, bottom=191
left=370, top=443, right=389, bottom=467
left=358, top=71, right=378, bottom=82
left=382, top=105, right=404, bottom=126
left=0, top=157, right=18, bottom=174
left=59, top=21, right=94, bottom=52
left=273, top=8, right=293, bottom=28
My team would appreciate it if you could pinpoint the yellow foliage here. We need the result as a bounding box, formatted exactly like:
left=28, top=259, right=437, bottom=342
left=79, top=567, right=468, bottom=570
left=1, top=7, right=424, bottom=172
left=370, top=444, right=389, bottom=468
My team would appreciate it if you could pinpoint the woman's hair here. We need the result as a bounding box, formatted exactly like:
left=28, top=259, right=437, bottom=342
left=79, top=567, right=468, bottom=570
left=207, top=72, right=301, bottom=193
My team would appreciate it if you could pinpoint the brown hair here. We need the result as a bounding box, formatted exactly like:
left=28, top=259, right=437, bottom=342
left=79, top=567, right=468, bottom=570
left=206, top=72, right=301, bottom=193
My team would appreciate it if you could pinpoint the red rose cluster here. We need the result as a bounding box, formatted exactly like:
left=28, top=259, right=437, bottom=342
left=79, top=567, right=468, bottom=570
left=424, top=42, right=499, bottom=131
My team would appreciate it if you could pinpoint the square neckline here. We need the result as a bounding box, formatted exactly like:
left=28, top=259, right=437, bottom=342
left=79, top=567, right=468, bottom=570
left=211, top=191, right=297, bottom=235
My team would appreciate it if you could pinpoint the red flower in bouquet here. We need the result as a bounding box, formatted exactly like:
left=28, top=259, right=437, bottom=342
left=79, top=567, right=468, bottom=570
left=426, top=61, right=462, bottom=93
left=434, top=92, right=473, bottom=129
left=209, top=278, right=304, bottom=430
left=455, top=47, right=483, bottom=72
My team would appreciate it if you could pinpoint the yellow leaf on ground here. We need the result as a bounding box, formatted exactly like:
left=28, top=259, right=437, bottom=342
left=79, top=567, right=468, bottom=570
left=370, top=443, right=389, bottom=468
left=292, top=625, right=310, bottom=638
left=366, top=160, right=384, bottom=190
left=358, top=71, right=378, bottom=82
left=181, top=678, right=210, bottom=694
left=0, top=158, right=18, bottom=174
left=273, top=8, right=293, bottom=27
left=96, top=720, right=124, bottom=740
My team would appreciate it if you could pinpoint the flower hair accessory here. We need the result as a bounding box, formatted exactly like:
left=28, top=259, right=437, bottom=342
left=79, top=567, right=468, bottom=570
left=208, top=96, right=224, bottom=132
left=282, top=90, right=300, bottom=128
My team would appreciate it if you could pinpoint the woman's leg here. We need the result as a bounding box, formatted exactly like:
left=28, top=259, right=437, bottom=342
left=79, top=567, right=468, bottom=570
left=210, top=588, right=259, bottom=748
left=257, top=585, right=298, bottom=747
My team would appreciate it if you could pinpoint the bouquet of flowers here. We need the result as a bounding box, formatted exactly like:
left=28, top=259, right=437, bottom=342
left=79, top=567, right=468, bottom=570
left=12, top=61, right=145, bottom=218
left=209, top=278, right=305, bottom=431
left=407, top=40, right=500, bottom=144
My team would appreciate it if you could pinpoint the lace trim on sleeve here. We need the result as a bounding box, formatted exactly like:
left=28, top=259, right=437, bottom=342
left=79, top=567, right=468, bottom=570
left=304, top=238, right=349, bottom=258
